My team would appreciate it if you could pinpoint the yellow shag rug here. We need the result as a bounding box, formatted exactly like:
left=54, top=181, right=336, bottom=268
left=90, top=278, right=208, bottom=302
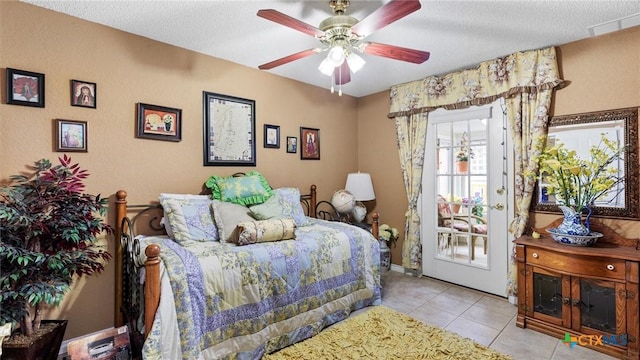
left=264, top=306, right=512, bottom=359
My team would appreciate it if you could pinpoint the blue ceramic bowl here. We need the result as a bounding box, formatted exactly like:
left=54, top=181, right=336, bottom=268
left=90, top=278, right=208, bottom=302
left=547, top=228, right=603, bottom=247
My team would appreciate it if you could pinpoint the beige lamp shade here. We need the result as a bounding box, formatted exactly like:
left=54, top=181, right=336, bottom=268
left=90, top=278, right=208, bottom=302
left=345, top=173, right=375, bottom=201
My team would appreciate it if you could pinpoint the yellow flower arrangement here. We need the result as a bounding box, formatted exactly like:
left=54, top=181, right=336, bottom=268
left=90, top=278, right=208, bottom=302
left=538, top=134, right=626, bottom=213
left=378, top=224, right=399, bottom=248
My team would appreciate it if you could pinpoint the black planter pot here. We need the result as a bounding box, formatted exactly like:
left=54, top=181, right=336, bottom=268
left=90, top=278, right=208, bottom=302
left=1, top=320, right=67, bottom=360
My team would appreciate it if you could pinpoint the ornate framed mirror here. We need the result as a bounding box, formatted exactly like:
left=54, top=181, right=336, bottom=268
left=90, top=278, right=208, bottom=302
left=531, top=107, right=639, bottom=219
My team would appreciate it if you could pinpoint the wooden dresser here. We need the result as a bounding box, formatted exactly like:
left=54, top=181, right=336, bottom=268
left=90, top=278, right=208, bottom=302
left=513, top=219, right=640, bottom=359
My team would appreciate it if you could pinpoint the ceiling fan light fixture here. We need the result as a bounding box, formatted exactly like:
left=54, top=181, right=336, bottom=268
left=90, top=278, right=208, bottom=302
left=346, top=53, right=365, bottom=73
left=318, top=58, right=335, bottom=76
left=327, top=46, right=345, bottom=66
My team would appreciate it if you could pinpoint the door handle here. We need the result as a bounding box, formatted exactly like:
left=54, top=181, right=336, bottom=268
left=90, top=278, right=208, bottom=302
left=491, top=203, right=504, bottom=211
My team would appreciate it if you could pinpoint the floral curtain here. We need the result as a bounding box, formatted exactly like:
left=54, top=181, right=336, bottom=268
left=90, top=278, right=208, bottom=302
left=503, top=91, right=555, bottom=295
left=395, top=113, right=428, bottom=270
left=388, top=47, right=565, bottom=292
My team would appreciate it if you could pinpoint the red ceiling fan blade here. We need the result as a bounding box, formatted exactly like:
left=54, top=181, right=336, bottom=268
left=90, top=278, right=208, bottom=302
left=351, top=0, right=422, bottom=38
left=257, top=9, right=324, bottom=37
left=259, top=48, right=320, bottom=70
left=334, top=62, right=351, bottom=85
left=361, top=42, right=430, bottom=64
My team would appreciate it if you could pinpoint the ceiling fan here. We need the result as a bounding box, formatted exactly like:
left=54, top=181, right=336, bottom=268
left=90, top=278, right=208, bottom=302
left=257, top=0, right=430, bottom=91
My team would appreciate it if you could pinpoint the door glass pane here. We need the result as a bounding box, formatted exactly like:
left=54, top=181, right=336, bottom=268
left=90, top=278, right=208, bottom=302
left=581, top=279, right=617, bottom=333
left=434, top=119, right=488, bottom=266
left=533, top=272, right=563, bottom=319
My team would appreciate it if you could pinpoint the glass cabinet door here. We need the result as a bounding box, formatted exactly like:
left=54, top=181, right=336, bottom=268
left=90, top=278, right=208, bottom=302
left=528, top=266, right=571, bottom=328
left=572, top=278, right=626, bottom=337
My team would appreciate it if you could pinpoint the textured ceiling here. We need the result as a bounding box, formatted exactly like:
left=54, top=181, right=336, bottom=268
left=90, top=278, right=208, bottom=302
left=23, top=0, right=640, bottom=97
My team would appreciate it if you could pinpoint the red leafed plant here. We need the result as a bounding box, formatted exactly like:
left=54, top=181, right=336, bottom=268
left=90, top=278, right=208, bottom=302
left=0, top=155, right=112, bottom=336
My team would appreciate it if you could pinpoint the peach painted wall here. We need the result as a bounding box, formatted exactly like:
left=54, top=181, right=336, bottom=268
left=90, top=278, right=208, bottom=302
left=1, top=2, right=357, bottom=339
left=357, top=26, right=640, bottom=268
left=356, top=92, right=407, bottom=264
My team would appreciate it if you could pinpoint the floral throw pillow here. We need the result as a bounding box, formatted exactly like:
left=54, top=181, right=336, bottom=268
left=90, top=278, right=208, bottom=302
left=249, top=187, right=311, bottom=227
left=159, top=195, right=218, bottom=244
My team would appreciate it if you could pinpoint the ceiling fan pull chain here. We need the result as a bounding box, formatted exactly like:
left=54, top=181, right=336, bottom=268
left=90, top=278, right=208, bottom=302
left=331, top=71, right=335, bottom=94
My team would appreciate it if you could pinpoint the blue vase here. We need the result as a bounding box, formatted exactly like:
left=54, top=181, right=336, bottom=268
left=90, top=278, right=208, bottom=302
left=555, top=205, right=591, bottom=236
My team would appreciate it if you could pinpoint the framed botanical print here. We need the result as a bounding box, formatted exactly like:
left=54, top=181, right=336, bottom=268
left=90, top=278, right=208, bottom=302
left=6, top=68, right=45, bottom=107
left=300, top=127, right=320, bottom=160
left=203, top=91, right=256, bottom=166
left=71, top=80, right=96, bottom=108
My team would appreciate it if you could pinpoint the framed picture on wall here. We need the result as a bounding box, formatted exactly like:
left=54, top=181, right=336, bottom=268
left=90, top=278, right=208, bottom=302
left=71, top=80, right=96, bottom=108
left=136, top=103, right=182, bottom=142
left=56, top=119, right=87, bottom=152
left=286, top=136, right=297, bottom=154
left=300, top=127, right=320, bottom=160
left=6, top=68, right=45, bottom=107
left=203, top=91, right=256, bottom=166
left=264, top=124, right=280, bottom=148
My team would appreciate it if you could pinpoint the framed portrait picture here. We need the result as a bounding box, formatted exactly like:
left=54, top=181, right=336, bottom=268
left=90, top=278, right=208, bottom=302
left=203, top=91, right=256, bottom=166
left=56, top=119, right=87, bottom=152
left=300, top=127, right=320, bottom=160
left=136, top=103, right=182, bottom=142
left=264, top=124, right=280, bottom=149
left=71, top=80, right=96, bottom=108
left=286, top=136, right=297, bottom=154
left=6, top=68, right=45, bottom=107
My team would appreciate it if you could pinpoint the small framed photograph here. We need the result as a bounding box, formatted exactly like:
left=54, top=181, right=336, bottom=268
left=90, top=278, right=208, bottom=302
left=300, top=127, right=320, bottom=160
left=286, top=136, right=297, bottom=154
left=264, top=124, right=280, bottom=148
left=71, top=80, right=96, bottom=108
left=136, top=103, right=182, bottom=142
left=56, top=119, right=87, bottom=152
left=6, top=68, right=45, bottom=107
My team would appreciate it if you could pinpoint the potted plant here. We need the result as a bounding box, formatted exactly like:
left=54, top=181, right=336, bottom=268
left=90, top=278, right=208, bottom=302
left=0, top=155, right=112, bottom=359
left=537, top=134, right=626, bottom=244
left=455, top=131, right=474, bottom=173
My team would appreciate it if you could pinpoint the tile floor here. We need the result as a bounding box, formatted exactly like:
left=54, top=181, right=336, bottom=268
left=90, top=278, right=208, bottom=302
left=380, top=269, right=618, bottom=360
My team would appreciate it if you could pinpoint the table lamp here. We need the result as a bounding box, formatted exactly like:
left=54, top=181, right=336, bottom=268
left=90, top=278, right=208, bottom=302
left=345, top=172, right=375, bottom=223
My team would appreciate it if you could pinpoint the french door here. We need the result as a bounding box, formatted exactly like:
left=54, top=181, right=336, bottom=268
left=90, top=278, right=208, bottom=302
left=421, top=100, right=512, bottom=297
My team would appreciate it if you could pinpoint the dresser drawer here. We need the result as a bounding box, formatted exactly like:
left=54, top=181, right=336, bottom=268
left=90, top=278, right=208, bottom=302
left=526, top=248, right=625, bottom=280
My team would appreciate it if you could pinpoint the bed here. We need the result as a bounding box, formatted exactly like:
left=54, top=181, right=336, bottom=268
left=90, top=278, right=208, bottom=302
left=113, top=182, right=382, bottom=359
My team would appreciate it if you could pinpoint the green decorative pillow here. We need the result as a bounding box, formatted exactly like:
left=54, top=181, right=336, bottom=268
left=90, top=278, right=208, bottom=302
left=235, top=218, right=296, bottom=246
left=205, top=171, right=274, bottom=206
left=249, top=187, right=311, bottom=227
left=210, top=200, right=255, bottom=243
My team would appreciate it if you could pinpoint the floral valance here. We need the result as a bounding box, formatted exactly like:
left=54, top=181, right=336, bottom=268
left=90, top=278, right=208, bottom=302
left=388, top=46, right=565, bottom=118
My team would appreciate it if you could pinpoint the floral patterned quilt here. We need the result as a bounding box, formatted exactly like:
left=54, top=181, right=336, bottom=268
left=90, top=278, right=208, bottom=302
left=139, top=218, right=381, bottom=359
